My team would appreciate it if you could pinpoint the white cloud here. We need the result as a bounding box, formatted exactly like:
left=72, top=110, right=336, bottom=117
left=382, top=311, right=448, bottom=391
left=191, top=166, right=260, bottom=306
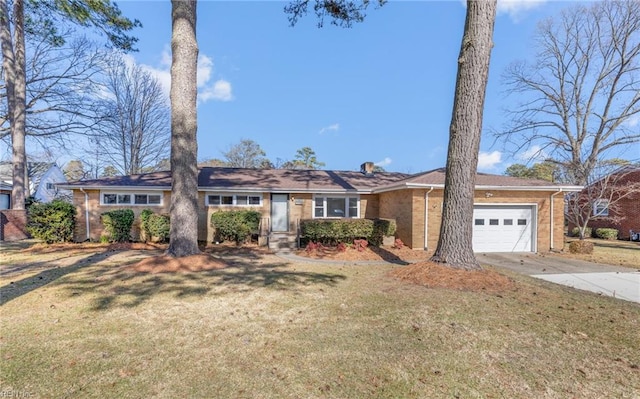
left=478, top=151, right=503, bottom=170
left=197, top=54, right=213, bottom=88
left=319, top=123, right=340, bottom=135
left=497, top=0, right=547, bottom=22
left=200, top=79, right=234, bottom=102
left=625, top=115, right=639, bottom=128
left=141, top=63, right=171, bottom=99
left=517, top=145, right=547, bottom=162
left=375, top=157, right=392, bottom=167
left=136, top=46, right=233, bottom=104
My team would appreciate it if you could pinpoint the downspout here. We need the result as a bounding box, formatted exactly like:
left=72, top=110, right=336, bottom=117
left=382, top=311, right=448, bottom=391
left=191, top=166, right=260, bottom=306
left=550, top=189, right=563, bottom=251
left=80, top=188, right=90, bottom=241
left=424, top=187, right=434, bottom=250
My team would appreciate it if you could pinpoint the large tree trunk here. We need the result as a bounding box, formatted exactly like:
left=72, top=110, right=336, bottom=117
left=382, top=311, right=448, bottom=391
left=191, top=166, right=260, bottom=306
left=430, top=0, right=496, bottom=270
left=0, top=0, right=27, bottom=210
left=167, top=0, right=200, bottom=257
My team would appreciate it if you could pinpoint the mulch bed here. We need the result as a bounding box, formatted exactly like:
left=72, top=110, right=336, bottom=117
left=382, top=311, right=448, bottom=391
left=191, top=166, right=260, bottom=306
left=129, top=253, right=228, bottom=274
left=388, top=261, right=517, bottom=293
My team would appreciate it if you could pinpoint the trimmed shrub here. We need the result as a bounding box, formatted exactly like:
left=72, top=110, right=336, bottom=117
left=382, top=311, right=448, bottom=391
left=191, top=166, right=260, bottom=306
left=370, top=218, right=397, bottom=246
left=101, top=209, right=134, bottom=242
left=568, top=240, right=594, bottom=254
left=353, top=238, right=368, bottom=252
left=571, top=227, right=592, bottom=238
left=140, top=209, right=153, bottom=242
left=300, top=218, right=397, bottom=246
left=305, top=241, right=326, bottom=253
left=594, top=228, right=618, bottom=240
left=211, top=210, right=261, bottom=244
left=140, top=209, right=170, bottom=243
left=26, top=200, right=76, bottom=243
left=300, top=219, right=374, bottom=245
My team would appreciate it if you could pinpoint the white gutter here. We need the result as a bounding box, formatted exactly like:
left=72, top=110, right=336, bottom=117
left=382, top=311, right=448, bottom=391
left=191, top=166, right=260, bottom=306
left=56, top=185, right=168, bottom=191
left=373, top=183, right=583, bottom=194
left=424, top=187, right=434, bottom=250
left=79, top=188, right=90, bottom=241
left=550, top=189, right=563, bottom=251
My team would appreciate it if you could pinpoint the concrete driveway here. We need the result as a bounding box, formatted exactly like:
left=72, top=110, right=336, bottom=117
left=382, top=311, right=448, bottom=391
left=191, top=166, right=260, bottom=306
left=478, top=252, right=640, bottom=304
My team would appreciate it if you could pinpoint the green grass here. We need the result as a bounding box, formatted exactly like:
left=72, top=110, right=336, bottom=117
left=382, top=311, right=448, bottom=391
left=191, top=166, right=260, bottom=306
left=1, top=244, right=639, bottom=398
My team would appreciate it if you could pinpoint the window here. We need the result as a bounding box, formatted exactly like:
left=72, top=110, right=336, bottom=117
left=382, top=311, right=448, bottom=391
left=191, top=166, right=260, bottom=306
left=46, top=182, right=55, bottom=190
left=504, top=219, right=513, bottom=226
left=133, top=194, right=162, bottom=205
left=474, top=219, right=485, bottom=225
left=206, top=193, right=262, bottom=207
left=517, top=219, right=527, bottom=226
left=0, top=193, right=10, bottom=210
left=314, top=197, right=324, bottom=217
left=221, top=195, right=233, bottom=205
left=101, top=192, right=163, bottom=206
left=489, top=219, right=499, bottom=225
left=313, top=196, right=359, bottom=218
left=593, top=199, right=609, bottom=216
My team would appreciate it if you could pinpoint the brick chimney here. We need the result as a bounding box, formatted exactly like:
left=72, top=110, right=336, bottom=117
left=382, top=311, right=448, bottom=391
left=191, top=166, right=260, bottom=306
left=360, top=162, right=375, bottom=176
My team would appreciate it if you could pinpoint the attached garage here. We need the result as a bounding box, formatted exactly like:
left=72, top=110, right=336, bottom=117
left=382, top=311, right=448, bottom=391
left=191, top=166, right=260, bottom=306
left=472, top=205, right=536, bottom=253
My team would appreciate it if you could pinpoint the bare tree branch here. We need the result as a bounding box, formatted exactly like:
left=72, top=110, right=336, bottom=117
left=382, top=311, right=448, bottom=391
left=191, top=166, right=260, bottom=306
left=496, top=0, right=640, bottom=185
left=0, top=32, right=106, bottom=142
left=91, top=53, right=170, bottom=176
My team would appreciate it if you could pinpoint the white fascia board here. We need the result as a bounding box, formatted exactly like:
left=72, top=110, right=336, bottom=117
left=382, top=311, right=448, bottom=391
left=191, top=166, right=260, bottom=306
left=199, top=187, right=371, bottom=194
left=474, top=185, right=584, bottom=192
left=373, top=183, right=442, bottom=193
left=373, top=183, right=584, bottom=193
left=56, top=185, right=169, bottom=191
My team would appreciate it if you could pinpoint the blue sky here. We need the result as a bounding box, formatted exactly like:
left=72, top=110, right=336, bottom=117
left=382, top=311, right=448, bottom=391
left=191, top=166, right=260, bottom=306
left=112, top=0, right=579, bottom=174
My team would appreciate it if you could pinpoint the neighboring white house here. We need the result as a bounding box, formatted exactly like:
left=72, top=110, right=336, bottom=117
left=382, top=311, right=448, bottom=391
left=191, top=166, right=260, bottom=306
left=0, top=162, right=70, bottom=209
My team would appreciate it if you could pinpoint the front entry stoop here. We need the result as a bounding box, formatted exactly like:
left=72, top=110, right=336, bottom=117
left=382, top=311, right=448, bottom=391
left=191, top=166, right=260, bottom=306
left=268, top=233, right=298, bottom=252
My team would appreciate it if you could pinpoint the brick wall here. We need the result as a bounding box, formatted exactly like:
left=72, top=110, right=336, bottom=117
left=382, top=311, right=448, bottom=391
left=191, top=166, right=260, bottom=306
left=68, top=187, right=569, bottom=250
left=0, top=209, right=28, bottom=241
left=202, top=192, right=271, bottom=242
left=72, top=189, right=171, bottom=242
left=578, top=194, right=640, bottom=239
left=379, top=189, right=419, bottom=248
left=567, top=169, right=640, bottom=240
left=381, top=188, right=565, bottom=252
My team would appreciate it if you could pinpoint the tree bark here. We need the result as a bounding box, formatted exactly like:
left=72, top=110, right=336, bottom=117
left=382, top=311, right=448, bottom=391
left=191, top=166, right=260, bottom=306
left=430, top=0, right=496, bottom=270
left=167, top=0, right=200, bottom=257
left=1, top=0, right=27, bottom=210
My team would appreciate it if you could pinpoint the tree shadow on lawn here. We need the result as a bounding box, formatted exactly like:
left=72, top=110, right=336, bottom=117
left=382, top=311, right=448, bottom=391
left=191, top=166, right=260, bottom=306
left=0, top=250, right=119, bottom=306
left=60, top=254, right=347, bottom=311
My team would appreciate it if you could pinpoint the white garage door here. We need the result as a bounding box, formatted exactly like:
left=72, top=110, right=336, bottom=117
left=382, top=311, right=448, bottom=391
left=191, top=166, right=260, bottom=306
left=473, top=205, right=534, bottom=252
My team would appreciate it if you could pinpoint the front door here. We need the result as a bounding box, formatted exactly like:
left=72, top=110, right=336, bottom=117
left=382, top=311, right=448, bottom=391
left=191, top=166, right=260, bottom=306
left=271, top=194, right=289, bottom=232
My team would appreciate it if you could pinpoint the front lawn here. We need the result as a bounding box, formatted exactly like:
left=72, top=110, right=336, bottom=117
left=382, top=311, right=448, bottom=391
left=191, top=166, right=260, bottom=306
left=561, top=237, right=640, bottom=268
left=1, top=243, right=638, bottom=398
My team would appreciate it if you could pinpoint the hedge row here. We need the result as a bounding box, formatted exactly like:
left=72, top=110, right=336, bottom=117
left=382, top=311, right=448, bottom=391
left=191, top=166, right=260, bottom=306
left=595, top=228, right=618, bottom=240
left=300, top=218, right=396, bottom=246
left=140, top=209, right=170, bottom=243
left=571, top=227, right=619, bottom=240
left=101, top=209, right=135, bottom=242
left=211, top=210, right=261, bottom=244
left=26, top=200, right=76, bottom=243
